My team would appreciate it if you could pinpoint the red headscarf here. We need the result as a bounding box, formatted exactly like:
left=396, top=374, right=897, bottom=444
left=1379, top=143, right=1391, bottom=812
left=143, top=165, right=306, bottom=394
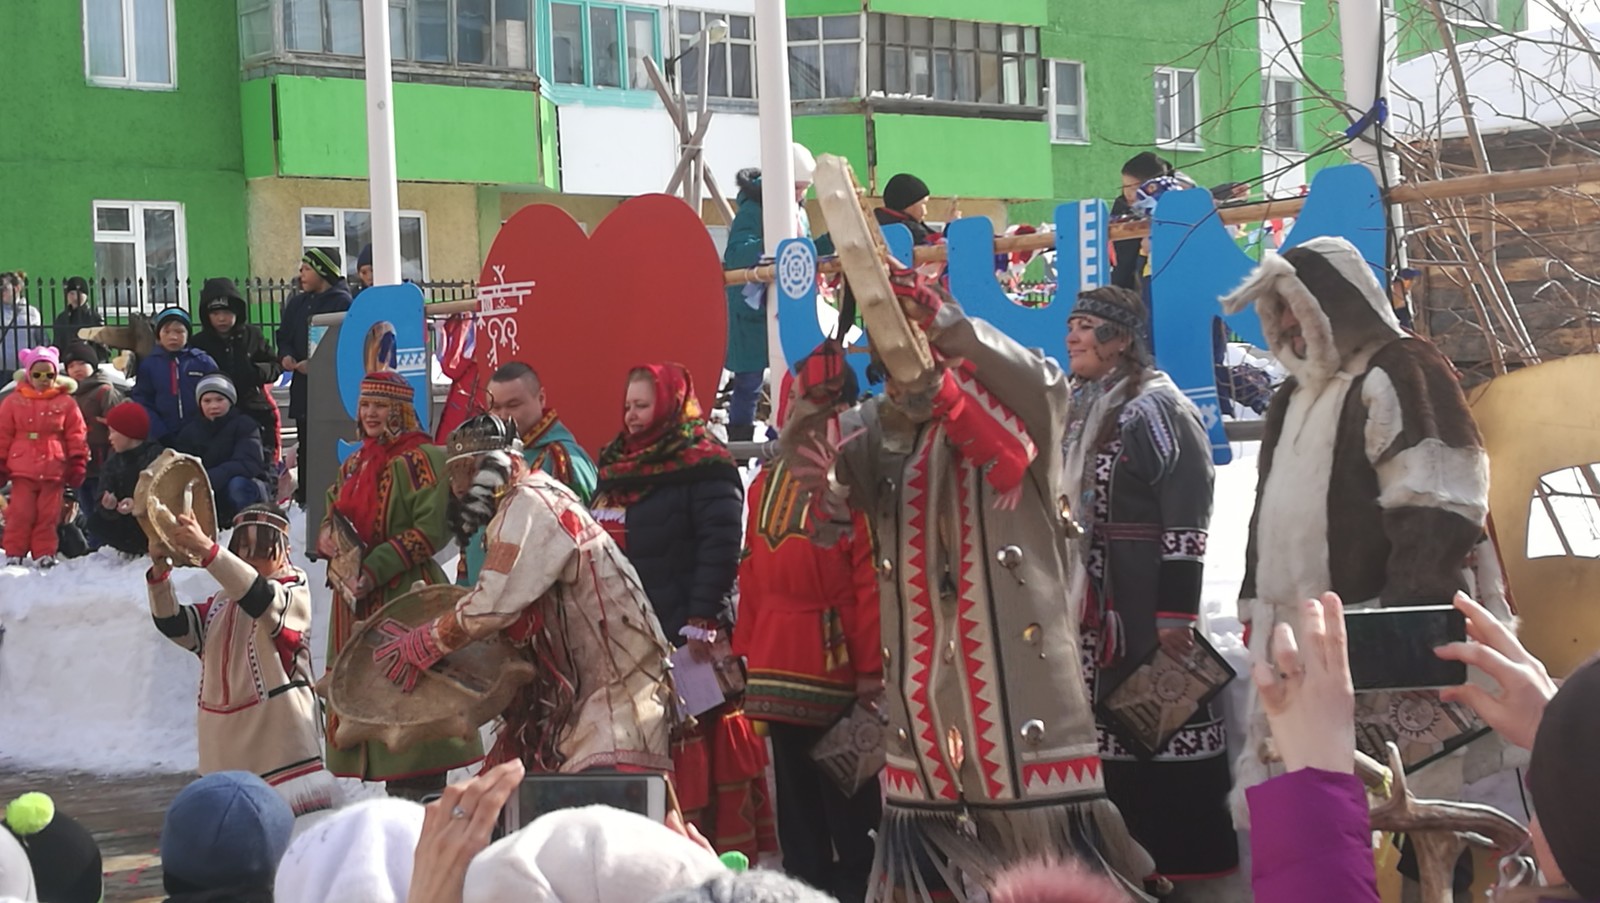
left=333, top=371, right=431, bottom=545
left=594, top=363, right=734, bottom=508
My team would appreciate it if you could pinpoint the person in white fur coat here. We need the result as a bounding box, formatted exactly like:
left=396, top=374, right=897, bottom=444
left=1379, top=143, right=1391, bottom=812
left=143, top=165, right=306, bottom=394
left=1220, top=236, right=1512, bottom=815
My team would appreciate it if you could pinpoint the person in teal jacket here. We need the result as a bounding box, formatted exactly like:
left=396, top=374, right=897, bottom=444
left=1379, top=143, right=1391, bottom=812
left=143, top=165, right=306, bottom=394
left=722, top=143, right=815, bottom=442
left=455, top=361, right=597, bottom=585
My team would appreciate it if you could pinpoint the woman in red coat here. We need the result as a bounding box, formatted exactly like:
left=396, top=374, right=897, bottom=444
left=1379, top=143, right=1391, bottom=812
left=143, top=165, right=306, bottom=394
left=0, top=346, right=88, bottom=568
left=733, top=374, right=883, bottom=903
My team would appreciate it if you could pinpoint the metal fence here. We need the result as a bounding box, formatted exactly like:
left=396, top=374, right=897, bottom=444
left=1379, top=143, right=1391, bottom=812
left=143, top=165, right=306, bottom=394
left=0, top=277, right=480, bottom=348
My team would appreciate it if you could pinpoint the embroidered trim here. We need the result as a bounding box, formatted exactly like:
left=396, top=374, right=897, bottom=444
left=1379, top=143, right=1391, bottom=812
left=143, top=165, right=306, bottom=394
left=1160, top=528, right=1208, bottom=561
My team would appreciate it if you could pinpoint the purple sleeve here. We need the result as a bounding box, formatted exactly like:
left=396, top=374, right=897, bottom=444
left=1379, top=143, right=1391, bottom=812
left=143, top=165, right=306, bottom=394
left=1248, top=769, right=1381, bottom=903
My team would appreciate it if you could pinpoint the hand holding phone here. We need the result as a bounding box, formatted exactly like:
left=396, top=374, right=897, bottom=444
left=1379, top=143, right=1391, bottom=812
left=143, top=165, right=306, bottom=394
left=410, top=761, right=525, bottom=903
left=1344, top=604, right=1467, bottom=691
left=500, top=773, right=670, bottom=836
left=1435, top=593, right=1558, bottom=750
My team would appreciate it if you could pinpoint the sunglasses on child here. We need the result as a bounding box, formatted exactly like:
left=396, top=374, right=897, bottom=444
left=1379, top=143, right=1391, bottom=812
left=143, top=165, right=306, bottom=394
left=28, top=369, right=54, bottom=381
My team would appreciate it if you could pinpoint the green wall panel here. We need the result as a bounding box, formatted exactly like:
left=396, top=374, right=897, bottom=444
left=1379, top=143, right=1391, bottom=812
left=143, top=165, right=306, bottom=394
left=0, top=0, right=247, bottom=283
left=241, top=79, right=276, bottom=179
left=873, top=115, right=1051, bottom=200
left=788, top=1, right=868, bottom=16
left=867, top=0, right=1045, bottom=26
left=271, top=77, right=545, bottom=184
left=792, top=115, right=870, bottom=185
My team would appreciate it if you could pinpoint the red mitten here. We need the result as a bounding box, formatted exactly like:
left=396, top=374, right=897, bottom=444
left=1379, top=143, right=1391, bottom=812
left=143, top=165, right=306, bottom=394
left=795, top=340, right=852, bottom=408
left=888, top=266, right=945, bottom=328
left=371, top=618, right=445, bottom=694
left=934, top=366, right=1037, bottom=503
left=65, top=462, right=86, bottom=489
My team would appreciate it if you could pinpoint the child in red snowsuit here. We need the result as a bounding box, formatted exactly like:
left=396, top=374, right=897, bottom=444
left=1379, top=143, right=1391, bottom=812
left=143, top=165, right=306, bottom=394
left=0, top=346, right=89, bottom=568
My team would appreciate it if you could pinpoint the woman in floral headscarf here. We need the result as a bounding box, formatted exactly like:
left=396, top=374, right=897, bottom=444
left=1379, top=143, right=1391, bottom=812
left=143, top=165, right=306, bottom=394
left=316, top=370, right=482, bottom=796
left=591, top=363, right=776, bottom=862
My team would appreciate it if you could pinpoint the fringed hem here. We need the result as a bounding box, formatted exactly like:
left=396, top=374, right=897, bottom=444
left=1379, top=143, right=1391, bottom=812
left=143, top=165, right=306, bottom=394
left=866, top=799, right=1156, bottom=903
left=271, top=767, right=338, bottom=817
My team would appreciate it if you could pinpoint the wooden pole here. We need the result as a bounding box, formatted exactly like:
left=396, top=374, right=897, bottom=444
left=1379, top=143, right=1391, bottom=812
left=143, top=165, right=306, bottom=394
left=721, top=160, right=1600, bottom=286
left=306, top=157, right=1600, bottom=327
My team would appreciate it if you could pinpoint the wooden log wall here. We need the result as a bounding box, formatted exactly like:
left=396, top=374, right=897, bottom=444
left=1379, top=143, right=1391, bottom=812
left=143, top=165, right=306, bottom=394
left=1407, top=125, right=1600, bottom=382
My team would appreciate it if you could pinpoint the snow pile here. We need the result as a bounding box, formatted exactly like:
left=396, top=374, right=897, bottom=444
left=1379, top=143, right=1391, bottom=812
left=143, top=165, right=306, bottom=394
left=0, top=508, right=343, bottom=774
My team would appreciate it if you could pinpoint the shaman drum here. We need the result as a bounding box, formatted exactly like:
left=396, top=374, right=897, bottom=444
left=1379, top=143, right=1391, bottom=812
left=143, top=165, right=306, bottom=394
left=812, top=154, right=936, bottom=387
left=322, top=584, right=537, bottom=753
left=133, top=449, right=219, bottom=567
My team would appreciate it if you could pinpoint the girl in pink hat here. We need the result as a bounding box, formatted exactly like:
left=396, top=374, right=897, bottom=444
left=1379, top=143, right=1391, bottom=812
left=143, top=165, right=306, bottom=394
left=0, top=346, right=89, bottom=568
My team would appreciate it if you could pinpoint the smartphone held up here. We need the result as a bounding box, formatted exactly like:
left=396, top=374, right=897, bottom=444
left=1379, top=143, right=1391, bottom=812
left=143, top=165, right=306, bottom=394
left=1343, top=605, right=1468, bottom=691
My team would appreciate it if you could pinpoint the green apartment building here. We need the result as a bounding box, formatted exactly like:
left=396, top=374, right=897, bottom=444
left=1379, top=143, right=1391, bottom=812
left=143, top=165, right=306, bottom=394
left=1023, top=0, right=1528, bottom=221
left=0, top=0, right=1532, bottom=308
left=0, top=0, right=249, bottom=314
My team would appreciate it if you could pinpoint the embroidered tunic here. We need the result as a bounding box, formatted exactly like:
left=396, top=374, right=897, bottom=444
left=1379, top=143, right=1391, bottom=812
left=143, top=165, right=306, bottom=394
left=1065, top=374, right=1237, bottom=880
left=433, top=470, right=675, bottom=774
left=816, top=304, right=1153, bottom=898
left=148, top=551, right=332, bottom=814
left=734, top=462, right=881, bottom=728
left=323, top=441, right=483, bottom=780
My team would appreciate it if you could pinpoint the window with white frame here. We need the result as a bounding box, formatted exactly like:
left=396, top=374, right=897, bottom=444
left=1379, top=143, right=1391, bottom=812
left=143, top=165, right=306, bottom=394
left=1264, top=76, right=1301, bottom=152
left=1050, top=60, right=1085, bottom=142
left=84, top=0, right=175, bottom=89
left=92, top=201, right=188, bottom=312
left=549, top=1, right=657, bottom=89
left=865, top=16, right=1041, bottom=107
left=676, top=10, right=755, bottom=99
left=301, top=208, right=429, bottom=283
left=1155, top=67, right=1201, bottom=148
left=788, top=15, right=860, bottom=100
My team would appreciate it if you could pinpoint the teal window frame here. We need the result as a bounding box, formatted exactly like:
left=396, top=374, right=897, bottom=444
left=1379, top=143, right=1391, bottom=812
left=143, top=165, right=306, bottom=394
left=541, top=0, right=659, bottom=95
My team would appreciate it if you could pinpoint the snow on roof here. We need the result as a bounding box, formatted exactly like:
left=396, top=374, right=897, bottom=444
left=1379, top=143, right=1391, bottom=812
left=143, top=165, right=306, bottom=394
left=1390, top=22, right=1600, bottom=139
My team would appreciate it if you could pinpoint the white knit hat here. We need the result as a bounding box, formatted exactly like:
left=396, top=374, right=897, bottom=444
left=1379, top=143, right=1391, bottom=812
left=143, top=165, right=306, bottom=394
left=273, top=798, right=425, bottom=903
left=462, top=805, right=726, bottom=903
left=0, top=827, right=36, bottom=901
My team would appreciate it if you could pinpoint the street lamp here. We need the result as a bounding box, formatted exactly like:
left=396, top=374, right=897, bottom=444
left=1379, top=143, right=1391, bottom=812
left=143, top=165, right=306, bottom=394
left=665, top=18, right=729, bottom=88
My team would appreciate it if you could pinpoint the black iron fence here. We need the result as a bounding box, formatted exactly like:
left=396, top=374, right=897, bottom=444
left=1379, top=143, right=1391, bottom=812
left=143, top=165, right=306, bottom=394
left=0, top=277, right=479, bottom=363
left=3, top=275, right=476, bottom=339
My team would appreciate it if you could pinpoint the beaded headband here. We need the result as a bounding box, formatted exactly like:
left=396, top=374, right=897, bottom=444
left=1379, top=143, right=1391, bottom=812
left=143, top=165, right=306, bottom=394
left=359, top=371, right=414, bottom=403
left=1069, top=295, right=1146, bottom=334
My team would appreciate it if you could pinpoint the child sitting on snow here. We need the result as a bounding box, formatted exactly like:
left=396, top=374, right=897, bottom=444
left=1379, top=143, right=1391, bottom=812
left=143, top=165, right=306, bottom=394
left=0, top=346, right=89, bottom=569
left=147, top=505, right=333, bottom=817
left=170, top=374, right=271, bottom=523
left=90, top=401, right=163, bottom=556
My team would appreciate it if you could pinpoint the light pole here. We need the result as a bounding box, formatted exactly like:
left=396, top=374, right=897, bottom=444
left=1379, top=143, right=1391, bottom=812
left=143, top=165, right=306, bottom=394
left=755, top=0, right=796, bottom=380
left=361, top=0, right=401, bottom=286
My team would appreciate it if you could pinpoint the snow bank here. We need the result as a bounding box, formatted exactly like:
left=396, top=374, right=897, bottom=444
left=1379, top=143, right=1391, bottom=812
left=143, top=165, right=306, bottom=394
left=0, top=508, right=344, bottom=774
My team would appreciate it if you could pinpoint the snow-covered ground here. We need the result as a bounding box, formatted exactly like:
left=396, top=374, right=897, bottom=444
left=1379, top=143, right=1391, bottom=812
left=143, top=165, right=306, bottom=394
left=0, top=451, right=1260, bottom=776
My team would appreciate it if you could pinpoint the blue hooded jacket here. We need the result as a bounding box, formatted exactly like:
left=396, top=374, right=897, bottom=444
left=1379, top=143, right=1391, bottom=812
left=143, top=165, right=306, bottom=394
left=131, top=345, right=219, bottom=441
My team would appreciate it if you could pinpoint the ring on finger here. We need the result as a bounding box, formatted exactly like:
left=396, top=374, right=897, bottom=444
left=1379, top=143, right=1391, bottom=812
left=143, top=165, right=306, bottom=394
left=451, top=805, right=468, bottom=820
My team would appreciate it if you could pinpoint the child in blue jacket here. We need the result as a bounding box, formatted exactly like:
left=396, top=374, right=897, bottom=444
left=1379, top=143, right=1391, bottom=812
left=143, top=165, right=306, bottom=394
left=130, top=307, right=218, bottom=441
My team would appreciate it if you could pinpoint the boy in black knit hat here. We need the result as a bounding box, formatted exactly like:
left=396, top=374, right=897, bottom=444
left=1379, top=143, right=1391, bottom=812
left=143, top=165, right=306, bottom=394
left=191, top=277, right=283, bottom=465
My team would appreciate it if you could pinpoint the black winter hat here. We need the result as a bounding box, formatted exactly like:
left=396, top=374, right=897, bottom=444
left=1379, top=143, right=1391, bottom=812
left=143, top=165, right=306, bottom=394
left=200, top=277, right=244, bottom=313
left=4, top=792, right=104, bottom=903
left=64, top=275, right=90, bottom=298
left=883, top=173, right=931, bottom=213
left=1529, top=654, right=1600, bottom=898
left=60, top=340, right=101, bottom=367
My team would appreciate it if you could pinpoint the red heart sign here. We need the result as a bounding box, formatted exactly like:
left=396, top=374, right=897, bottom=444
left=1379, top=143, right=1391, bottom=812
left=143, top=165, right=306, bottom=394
left=475, top=195, right=728, bottom=455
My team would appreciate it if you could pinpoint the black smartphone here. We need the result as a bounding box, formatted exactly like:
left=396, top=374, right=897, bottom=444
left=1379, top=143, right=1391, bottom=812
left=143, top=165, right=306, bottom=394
left=1343, top=605, right=1467, bottom=691
left=498, top=773, right=669, bottom=835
